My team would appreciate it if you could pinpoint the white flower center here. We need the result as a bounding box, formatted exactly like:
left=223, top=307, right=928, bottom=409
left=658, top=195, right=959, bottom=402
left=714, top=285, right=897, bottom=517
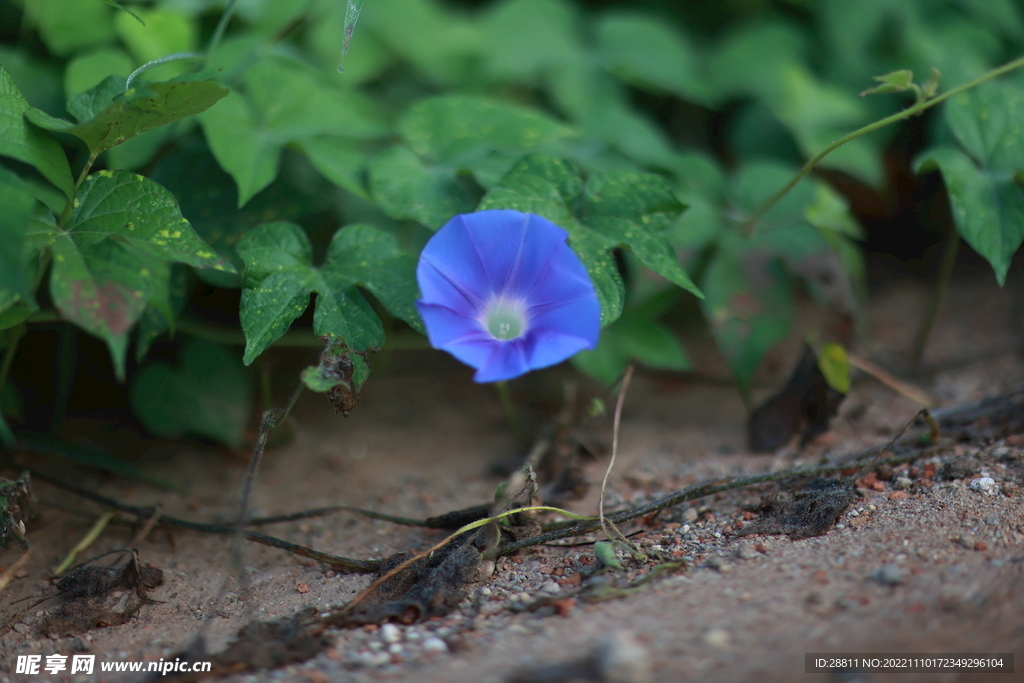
left=483, top=297, right=527, bottom=341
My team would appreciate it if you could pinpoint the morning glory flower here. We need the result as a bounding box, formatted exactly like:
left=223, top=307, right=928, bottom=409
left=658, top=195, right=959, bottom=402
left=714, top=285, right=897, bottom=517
left=416, top=210, right=600, bottom=383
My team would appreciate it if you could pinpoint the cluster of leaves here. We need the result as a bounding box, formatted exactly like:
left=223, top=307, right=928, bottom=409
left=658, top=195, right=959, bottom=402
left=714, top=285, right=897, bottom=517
left=1, top=0, right=1023, bottom=445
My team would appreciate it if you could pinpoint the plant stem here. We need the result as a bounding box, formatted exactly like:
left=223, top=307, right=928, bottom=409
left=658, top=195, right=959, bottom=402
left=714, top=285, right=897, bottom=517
left=56, top=152, right=98, bottom=230
left=0, top=323, right=23, bottom=398
left=206, top=0, right=238, bottom=59
left=745, top=54, right=1024, bottom=235
left=495, top=380, right=527, bottom=444
left=910, top=229, right=960, bottom=369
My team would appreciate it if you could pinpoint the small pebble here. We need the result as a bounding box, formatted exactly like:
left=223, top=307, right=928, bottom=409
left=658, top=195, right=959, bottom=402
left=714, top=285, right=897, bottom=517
left=870, top=563, right=905, bottom=586
left=538, top=580, right=561, bottom=595
left=422, top=637, right=448, bottom=653
left=970, top=477, right=999, bottom=496
left=703, top=627, right=731, bottom=649
left=387, top=643, right=403, bottom=655
left=682, top=508, right=698, bottom=523
left=596, top=631, right=651, bottom=683
left=893, top=477, right=913, bottom=490
left=380, top=623, right=401, bottom=644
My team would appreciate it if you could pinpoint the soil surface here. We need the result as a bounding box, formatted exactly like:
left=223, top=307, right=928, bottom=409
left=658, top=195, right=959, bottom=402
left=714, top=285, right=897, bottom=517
left=1, top=271, right=1023, bottom=683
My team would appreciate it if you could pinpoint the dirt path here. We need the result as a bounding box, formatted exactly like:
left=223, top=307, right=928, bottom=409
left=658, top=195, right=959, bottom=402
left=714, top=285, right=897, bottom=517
left=1, top=273, right=1022, bottom=683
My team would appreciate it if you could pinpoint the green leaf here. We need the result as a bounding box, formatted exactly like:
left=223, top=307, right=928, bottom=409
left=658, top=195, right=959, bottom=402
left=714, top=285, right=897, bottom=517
left=49, top=170, right=235, bottom=379
left=362, top=0, right=481, bottom=84
left=0, top=65, right=74, bottom=198
left=398, top=95, right=576, bottom=187
left=915, top=147, right=1024, bottom=285
left=150, top=147, right=321, bottom=287
left=481, top=0, right=583, bottom=81
left=28, top=75, right=229, bottom=157
left=295, top=136, right=369, bottom=198
left=478, top=155, right=624, bottom=327
left=200, top=57, right=387, bottom=206
left=0, top=168, right=38, bottom=302
left=700, top=249, right=793, bottom=397
left=64, top=48, right=135, bottom=98
left=817, top=343, right=850, bottom=394
left=582, top=171, right=701, bottom=298
left=803, top=183, right=864, bottom=238
left=593, top=540, right=623, bottom=569
left=368, top=146, right=476, bottom=228
left=237, top=222, right=417, bottom=365
left=944, top=81, right=1024, bottom=173
left=860, top=69, right=915, bottom=96
left=27, top=0, right=116, bottom=57
left=131, top=339, right=252, bottom=447
left=573, top=310, right=690, bottom=385
left=596, top=11, right=706, bottom=104
left=135, top=262, right=187, bottom=362
left=114, top=6, right=198, bottom=65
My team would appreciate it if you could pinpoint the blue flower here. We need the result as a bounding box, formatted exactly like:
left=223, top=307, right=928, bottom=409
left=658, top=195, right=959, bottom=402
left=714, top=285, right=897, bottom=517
left=416, top=210, right=600, bottom=383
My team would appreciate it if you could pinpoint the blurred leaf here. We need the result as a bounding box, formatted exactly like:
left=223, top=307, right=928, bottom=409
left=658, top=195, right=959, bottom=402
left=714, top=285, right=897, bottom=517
left=64, top=48, right=135, bottom=98
left=0, top=65, right=74, bottom=198
left=0, top=46, right=64, bottom=113
left=548, top=62, right=681, bottom=172
left=48, top=170, right=234, bottom=379
left=772, top=65, right=880, bottom=185
left=0, top=168, right=38, bottom=302
left=817, top=343, right=850, bottom=394
left=16, top=432, right=177, bottom=488
left=0, top=290, right=34, bottom=330
left=296, top=136, right=369, bottom=198
left=701, top=249, right=793, bottom=397
left=481, top=0, right=582, bottom=81
left=200, top=57, right=387, bottom=206
left=706, top=21, right=808, bottom=104
left=478, top=155, right=624, bottom=327
left=804, top=183, right=864, bottom=238
left=573, top=306, right=690, bottom=385
left=583, top=171, right=701, bottom=298
left=28, top=75, right=229, bottom=157
left=237, top=222, right=419, bottom=365
left=860, top=69, right=915, bottom=96
left=593, top=540, right=622, bottom=569
left=398, top=95, right=575, bottom=187
left=362, top=0, right=481, bottom=84
left=368, top=146, right=476, bottom=228
left=114, top=6, right=198, bottom=65
left=27, top=0, right=116, bottom=57
left=916, top=147, right=1024, bottom=285
left=131, top=339, right=252, bottom=447
left=596, top=11, right=706, bottom=104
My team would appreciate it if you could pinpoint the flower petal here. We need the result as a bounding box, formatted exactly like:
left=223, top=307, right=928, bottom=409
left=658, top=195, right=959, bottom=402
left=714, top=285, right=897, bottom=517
left=474, top=341, right=530, bottom=382
left=416, top=301, right=485, bottom=346
left=417, top=260, right=480, bottom=317
left=528, top=297, right=601, bottom=346
left=523, top=330, right=595, bottom=369
left=417, top=214, right=493, bottom=305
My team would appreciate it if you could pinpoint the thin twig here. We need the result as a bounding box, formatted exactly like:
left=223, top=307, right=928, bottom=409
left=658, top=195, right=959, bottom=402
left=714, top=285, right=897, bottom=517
left=599, top=366, right=636, bottom=550
left=0, top=550, right=31, bottom=594
left=910, top=230, right=960, bottom=369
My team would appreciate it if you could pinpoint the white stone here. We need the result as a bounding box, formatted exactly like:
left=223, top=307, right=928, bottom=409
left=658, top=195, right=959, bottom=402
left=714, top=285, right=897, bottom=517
left=380, top=623, right=401, bottom=644
left=970, top=477, right=999, bottom=496
left=422, top=637, right=449, bottom=653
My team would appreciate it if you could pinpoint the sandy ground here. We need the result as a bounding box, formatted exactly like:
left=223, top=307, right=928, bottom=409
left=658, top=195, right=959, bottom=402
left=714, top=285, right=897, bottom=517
left=1, top=271, right=1022, bottom=683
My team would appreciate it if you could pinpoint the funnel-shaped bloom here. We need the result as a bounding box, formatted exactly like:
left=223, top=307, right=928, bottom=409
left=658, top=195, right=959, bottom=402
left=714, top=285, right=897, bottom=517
left=416, top=210, right=600, bottom=382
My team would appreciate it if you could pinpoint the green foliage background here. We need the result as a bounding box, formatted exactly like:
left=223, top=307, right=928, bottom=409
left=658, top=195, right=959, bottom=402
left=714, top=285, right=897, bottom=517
left=1, top=0, right=1023, bottom=445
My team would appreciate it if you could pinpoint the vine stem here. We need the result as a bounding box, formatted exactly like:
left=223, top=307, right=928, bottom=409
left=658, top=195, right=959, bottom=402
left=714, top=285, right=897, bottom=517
left=910, top=229, right=960, bottom=369
left=56, top=152, right=98, bottom=230
left=744, top=54, right=1024, bottom=235
left=495, top=380, right=526, bottom=444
